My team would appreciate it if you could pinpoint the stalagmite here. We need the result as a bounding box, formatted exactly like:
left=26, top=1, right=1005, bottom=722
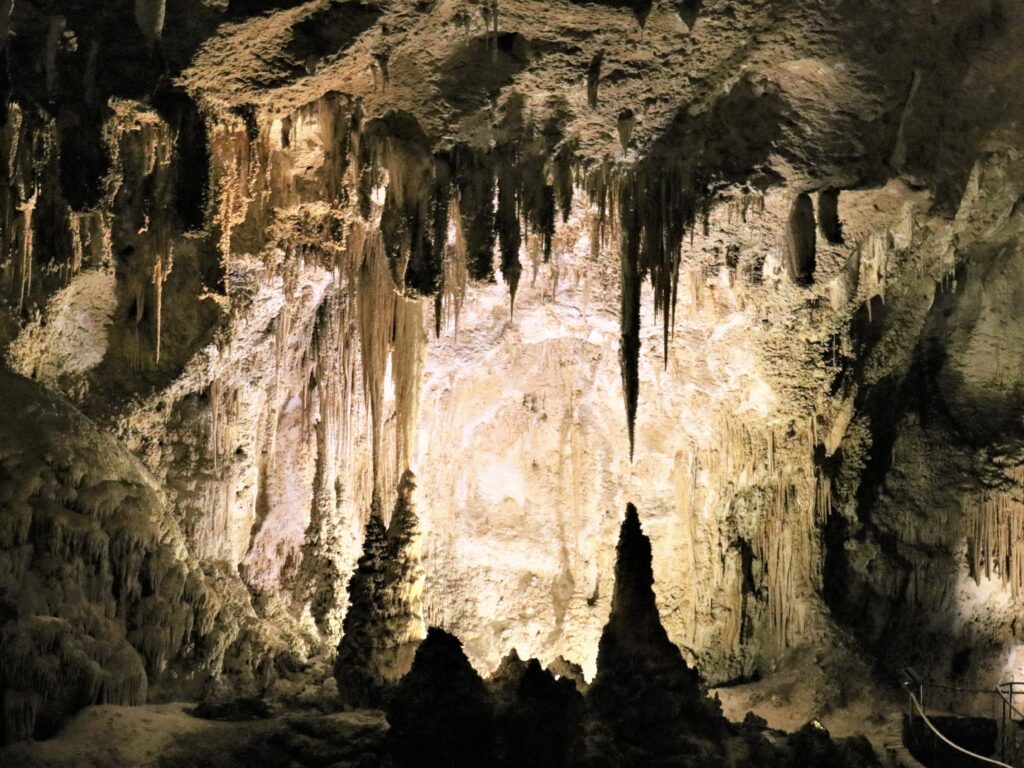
left=335, top=503, right=391, bottom=707
left=335, top=472, right=426, bottom=707
left=587, top=503, right=722, bottom=762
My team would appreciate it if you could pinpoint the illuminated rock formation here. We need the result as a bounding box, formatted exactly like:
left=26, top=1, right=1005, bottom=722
left=0, top=0, right=1023, bottom=757
left=335, top=471, right=425, bottom=708
left=0, top=370, right=270, bottom=743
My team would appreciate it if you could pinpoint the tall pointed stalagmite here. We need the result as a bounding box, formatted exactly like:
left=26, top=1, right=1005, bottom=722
left=587, top=503, right=724, bottom=764
left=381, top=470, right=427, bottom=679
left=335, top=473, right=426, bottom=708
left=335, top=497, right=390, bottom=708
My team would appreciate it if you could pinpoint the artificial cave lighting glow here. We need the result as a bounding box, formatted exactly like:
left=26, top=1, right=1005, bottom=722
left=3, top=1, right=1024, bottom=766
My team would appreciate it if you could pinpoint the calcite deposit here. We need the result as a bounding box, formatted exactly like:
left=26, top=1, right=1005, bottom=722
left=1, top=0, right=1023, bottom=763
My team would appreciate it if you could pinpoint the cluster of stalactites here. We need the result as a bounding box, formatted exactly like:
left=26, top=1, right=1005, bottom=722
left=356, top=117, right=575, bottom=326
left=964, top=465, right=1024, bottom=596
left=301, top=221, right=427, bottom=507
left=673, top=416, right=828, bottom=656
left=583, top=158, right=709, bottom=460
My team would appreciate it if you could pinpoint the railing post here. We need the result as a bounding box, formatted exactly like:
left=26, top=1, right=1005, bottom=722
left=1003, top=697, right=1007, bottom=764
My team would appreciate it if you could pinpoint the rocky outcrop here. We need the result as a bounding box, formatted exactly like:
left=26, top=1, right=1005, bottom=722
left=0, top=370, right=273, bottom=744
left=823, top=148, right=1024, bottom=685
left=490, top=651, right=586, bottom=768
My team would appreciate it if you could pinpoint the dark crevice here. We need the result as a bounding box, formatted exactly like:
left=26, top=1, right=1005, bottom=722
left=153, top=87, right=210, bottom=230
left=817, top=188, right=844, bottom=244
left=784, top=193, right=816, bottom=285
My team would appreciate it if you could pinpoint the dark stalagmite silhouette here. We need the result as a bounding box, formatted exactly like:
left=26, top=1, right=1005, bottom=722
left=386, top=628, right=496, bottom=768
left=585, top=503, right=725, bottom=765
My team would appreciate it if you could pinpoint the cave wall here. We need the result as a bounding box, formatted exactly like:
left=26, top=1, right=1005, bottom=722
left=0, top=0, right=1023, bottom=741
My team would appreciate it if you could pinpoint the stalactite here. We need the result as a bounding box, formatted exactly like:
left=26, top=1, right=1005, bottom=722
left=152, top=245, right=173, bottom=364
left=965, top=466, right=1024, bottom=596
left=617, top=109, right=635, bottom=152
left=392, top=297, right=426, bottom=479
left=209, top=117, right=259, bottom=294
left=301, top=285, right=359, bottom=640
left=439, top=196, right=468, bottom=337
left=354, top=223, right=397, bottom=497
left=16, top=191, right=37, bottom=314
left=496, top=157, right=522, bottom=314
left=453, top=147, right=496, bottom=282
left=619, top=179, right=641, bottom=461
left=134, top=0, right=166, bottom=47
left=209, top=377, right=222, bottom=471
left=754, top=479, right=810, bottom=649
left=553, top=146, right=575, bottom=224
left=587, top=52, right=603, bottom=109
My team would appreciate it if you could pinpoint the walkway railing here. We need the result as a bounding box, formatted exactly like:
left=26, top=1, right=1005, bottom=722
left=996, top=682, right=1024, bottom=765
left=901, top=668, right=1021, bottom=767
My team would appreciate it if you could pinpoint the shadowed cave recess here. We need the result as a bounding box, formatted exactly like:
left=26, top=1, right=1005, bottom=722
left=1, top=0, right=1023, bottom=765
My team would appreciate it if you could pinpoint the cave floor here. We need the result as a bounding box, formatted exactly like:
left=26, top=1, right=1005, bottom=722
left=713, top=646, right=910, bottom=765
left=1, top=648, right=911, bottom=768
left=0, top=702, right=389, bottom=768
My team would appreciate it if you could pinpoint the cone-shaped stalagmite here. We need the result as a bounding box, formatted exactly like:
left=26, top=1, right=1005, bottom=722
left=335, top=500, right=390, bottom=708
left=586, top=503, right=724, bottom=764
left=382, top=471, right=427, bottom=677
left=335, top=473, right=426, bottom=708
left=387, top=628, right=495, bottom=768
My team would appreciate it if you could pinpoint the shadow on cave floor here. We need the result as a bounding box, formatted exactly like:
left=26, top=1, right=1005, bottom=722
left=0, top=703, right=389, bottom=768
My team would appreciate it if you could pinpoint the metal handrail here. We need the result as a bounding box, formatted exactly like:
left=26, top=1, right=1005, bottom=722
left=996, top=683, right=1024, bottom=723
left=995, top=681, right=1024, bottom=765
left=903, top=681, right=1013, bottom=768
